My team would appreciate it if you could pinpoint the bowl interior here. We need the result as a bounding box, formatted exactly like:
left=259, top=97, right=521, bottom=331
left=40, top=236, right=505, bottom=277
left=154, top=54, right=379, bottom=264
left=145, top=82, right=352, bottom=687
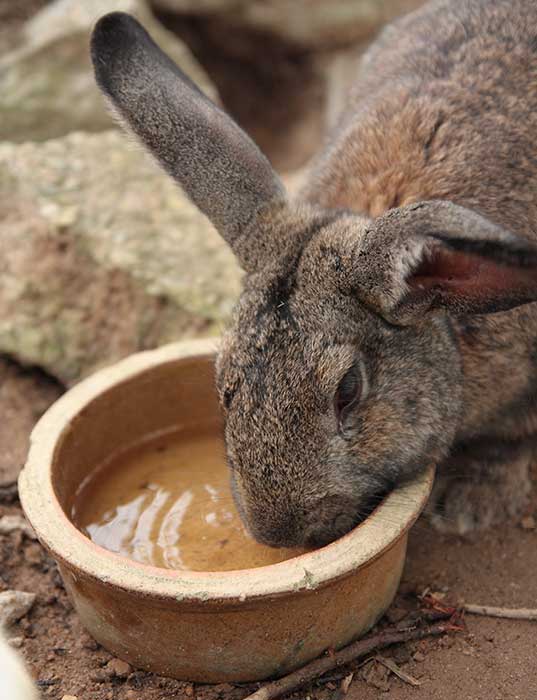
left=54, top=354, right=220, bottom=519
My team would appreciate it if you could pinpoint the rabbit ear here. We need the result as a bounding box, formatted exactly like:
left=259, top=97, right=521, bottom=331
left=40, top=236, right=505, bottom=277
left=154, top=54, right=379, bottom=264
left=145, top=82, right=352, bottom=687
left=90, top=12, right=286, bottom=271
left=352, top=201, right=537, bottom=324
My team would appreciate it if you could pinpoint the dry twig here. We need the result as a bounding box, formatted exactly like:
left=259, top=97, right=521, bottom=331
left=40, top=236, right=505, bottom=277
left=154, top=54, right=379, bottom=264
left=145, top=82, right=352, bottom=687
left=462, top=604, right=537, bottom=621
left=375, top=654, right=421, bottom=687
left=243, top=593, right=536, bottom=700
left=242, top=615, right=461, bottom=700
left=422, top=594, right=537, bottom=622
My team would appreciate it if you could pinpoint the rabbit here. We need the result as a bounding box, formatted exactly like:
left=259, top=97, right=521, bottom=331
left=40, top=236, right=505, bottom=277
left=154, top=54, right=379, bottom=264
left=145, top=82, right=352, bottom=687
left=90, top=0, right=537, bottom=548
left=0, top=628, right=37, bottom=700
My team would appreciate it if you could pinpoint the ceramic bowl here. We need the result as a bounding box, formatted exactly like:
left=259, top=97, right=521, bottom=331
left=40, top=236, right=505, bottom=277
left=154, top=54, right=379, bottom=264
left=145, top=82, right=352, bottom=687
left=19, top=339, right=433, bottom=682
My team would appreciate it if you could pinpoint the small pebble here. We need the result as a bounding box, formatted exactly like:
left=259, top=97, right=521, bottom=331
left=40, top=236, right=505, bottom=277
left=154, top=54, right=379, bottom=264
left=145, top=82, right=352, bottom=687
left=8, top=636, right=24, bottom=648
left=89, top=670, right=108, bottom=683
left=105, top=657, right=132, bottom=678
left=521, top=515, right=536, bottom=530
left=0, top=514, right=37, bottom=539
left=61, top=696, right=78, bottom=700
left=184, top=684, right=194, bottom=697
left=79, top=634, right=99, bottom=651
left=413, top=651, right=426, bottom=662
left=0, top=590, right=36, bottom=627
left=461, top=642, right=476, bottom=656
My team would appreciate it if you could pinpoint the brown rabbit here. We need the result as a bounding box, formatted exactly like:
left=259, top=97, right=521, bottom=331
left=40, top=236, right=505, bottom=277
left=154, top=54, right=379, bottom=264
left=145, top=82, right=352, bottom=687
left=91, top=0, right=537, bottom=547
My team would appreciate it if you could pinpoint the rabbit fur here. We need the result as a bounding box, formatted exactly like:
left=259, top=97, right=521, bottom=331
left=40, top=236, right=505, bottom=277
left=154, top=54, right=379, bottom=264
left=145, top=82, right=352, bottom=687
left=91, top=0, right=537, bottom=546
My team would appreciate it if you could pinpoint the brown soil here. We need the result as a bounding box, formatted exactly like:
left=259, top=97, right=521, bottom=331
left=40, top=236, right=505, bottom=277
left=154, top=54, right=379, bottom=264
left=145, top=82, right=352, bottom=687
left=0, top=358, right=62, bottom=488
left=2, top=364, right=536, bottom=700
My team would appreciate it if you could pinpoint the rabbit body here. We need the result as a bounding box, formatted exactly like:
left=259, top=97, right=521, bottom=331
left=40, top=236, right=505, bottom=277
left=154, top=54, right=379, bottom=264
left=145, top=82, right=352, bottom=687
left=302, top=0, right=537, bottom=533
left=91, top=0, right=537, bottom=546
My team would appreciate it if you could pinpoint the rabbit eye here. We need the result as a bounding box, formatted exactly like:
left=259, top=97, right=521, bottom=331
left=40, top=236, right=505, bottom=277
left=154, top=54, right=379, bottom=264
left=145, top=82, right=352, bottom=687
left=334, top=365, right=362, bottom=426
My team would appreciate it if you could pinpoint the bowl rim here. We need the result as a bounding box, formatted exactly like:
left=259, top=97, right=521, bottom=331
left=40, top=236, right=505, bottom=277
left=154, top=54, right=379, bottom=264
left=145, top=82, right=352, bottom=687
left=19, top=339, right=434, bottom=604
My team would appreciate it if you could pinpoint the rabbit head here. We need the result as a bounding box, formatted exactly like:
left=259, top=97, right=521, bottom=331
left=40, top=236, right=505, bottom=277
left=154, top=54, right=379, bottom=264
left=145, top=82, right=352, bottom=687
left=91, top=13, right=537, bottom=547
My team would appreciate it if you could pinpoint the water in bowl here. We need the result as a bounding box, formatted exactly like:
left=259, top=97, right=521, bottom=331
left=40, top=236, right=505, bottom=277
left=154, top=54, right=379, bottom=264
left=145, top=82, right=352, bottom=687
left=72, top=430, right=305, bottom=571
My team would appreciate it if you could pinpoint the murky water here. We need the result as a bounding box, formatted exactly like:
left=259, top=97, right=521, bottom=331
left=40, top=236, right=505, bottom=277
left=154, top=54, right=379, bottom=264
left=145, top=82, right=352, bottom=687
left=72, top=430, right=305, bottom=571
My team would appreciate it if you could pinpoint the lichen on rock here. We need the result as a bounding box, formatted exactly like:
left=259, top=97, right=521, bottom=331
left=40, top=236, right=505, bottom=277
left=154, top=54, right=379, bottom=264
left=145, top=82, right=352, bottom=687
left=0, top=131, right=241, bottom=384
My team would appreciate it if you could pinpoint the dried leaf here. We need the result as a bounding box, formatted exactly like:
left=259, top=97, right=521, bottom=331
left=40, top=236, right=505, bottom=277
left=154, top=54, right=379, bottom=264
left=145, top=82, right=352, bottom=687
left=340, top=673, right=354, bottom=695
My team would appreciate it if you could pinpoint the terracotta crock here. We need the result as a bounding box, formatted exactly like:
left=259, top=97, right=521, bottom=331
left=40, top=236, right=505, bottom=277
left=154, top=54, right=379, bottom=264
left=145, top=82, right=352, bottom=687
left=19, top=339, right=433, bottom=682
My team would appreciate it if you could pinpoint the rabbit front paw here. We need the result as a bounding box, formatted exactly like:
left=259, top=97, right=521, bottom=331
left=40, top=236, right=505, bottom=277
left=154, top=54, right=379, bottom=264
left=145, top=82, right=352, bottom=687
left=429, top=451, right=532, bottom=535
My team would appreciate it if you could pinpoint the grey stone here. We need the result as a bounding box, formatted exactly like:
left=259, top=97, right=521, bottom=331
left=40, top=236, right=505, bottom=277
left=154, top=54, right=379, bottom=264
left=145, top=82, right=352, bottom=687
left=0, top=131, right=241, bottom=385
left=0, top=591, right=36, bottom=628
left=0, top=0, right=216, bottom=142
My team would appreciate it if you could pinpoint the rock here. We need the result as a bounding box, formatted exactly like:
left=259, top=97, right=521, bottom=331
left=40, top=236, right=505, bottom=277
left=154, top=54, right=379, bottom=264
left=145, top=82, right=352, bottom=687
left=89, top=670, right=108, bottom=684
left=151, top=0, right=426, bottom=49
left=0, top=590, right=36, bottom=628
left=0, top=131, right=241, bottom=384
left=412, top=651, right=426, bottom=662
left=8, top=636, right=24, bottom=648
left=61, top=696, right=78, bottom=700
left=0, top=359, right=62, bottom=486
left=0, top=514, right=37, bottom=539
left=105, top=658, right=132, bottom=679
left=0, top=1, right=48, bottom=54
left=0, top=0, right=216, bottom=143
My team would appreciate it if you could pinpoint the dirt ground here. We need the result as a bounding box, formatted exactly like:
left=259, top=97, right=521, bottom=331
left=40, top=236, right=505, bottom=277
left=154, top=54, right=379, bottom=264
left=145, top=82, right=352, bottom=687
left=2, top=454, right=536, bottom=700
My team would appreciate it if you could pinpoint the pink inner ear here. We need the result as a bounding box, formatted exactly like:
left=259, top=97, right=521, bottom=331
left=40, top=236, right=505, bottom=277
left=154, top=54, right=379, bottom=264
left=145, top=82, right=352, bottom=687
left=409, top=246, right=535, bottom=304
